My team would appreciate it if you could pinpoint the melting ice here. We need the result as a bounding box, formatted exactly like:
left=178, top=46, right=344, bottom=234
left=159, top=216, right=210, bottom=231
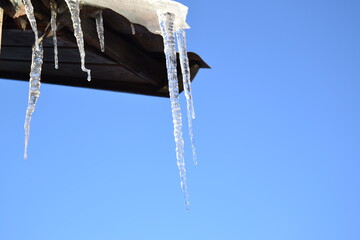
left=64, top=0, right=91, bottom=81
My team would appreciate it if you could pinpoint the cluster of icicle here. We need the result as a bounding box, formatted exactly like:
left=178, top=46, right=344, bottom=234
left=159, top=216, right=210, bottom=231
left=22, top=0, right=196, bottom=208
left=158, top=12, right=197, bottom=209
left=22, top=0, right=101, bottom=159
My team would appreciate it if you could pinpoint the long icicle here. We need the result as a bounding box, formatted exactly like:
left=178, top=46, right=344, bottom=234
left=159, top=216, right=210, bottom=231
left=24, top=42, right=44, bottom=160
left=22, top=0, right=43, bottom=159
left=158, top=12, right=189, bottom=209
left=50, top=0, right=58, bottom=69
left=176, top=29, right=197, bottom=165
left=64, top=0, right=91, bottom=81
left=95, top=11, right=105, bottom=52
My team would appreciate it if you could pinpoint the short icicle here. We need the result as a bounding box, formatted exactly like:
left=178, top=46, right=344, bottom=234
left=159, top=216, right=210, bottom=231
left=50, top=0, right=58, bottom=69
left=95, top=11, right=105, bottom=52
left=64, top=0, right=91, bottom=81
left=22, top=0, right=44, bottom=159
left=176, top=29, right=197, bottom=165
left=158, top=12, right=189, bottom=209
left=130, top=23, right=136, bottom=35
left=0, top=8, right=4, bottom=53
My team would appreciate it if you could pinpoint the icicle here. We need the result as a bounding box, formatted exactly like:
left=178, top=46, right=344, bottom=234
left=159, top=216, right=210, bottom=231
left=95, top=11, right=105, bottom=52
left=24, top=42, right=44, bottom=160
left=176, top=29, right=197, bottom=165
left=22, top=0, right=43, bottom=159
left=50, top=0, right=58, bottom=69
left=130, top=23, right=136, bottom=35
left=0, top=7, right=4, bottom=53
left=176, top=29, right=195, bottom=119
left=22, top=0, right=39, bottom=51
left=64, top=0, right=91, bottom=81
left=158, top=12, right=189, bottom=209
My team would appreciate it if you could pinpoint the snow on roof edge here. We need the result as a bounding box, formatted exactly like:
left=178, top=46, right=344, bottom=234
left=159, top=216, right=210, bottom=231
left=81, top=0, right=190, bottom=34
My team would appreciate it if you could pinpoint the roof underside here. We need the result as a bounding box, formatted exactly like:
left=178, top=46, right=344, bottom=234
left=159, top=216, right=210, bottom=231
left=0, top=0, right=209, bottom=97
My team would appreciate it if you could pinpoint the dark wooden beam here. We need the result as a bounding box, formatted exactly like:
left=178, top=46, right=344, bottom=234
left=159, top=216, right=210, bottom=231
left=0, top=0, right=210, bottom=97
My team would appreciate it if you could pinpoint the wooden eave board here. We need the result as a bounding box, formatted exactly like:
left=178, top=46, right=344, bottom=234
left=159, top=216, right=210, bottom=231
left=0, top=1, right=209, bottom=97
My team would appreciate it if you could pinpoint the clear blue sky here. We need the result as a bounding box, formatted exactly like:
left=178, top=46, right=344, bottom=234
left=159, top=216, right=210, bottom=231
left=1, top=0, right=359, bottom=239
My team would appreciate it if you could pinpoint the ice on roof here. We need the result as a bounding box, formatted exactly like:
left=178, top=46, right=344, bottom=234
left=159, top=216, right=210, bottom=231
left=82, top=0, right=190, bottom=34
